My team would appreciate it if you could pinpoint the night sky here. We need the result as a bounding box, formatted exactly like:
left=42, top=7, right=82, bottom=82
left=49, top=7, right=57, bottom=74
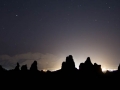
left=0, top=0, right=120, bottom=71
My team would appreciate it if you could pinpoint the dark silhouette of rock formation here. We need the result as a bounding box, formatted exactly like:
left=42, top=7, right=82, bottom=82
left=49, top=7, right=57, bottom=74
left=30, top=60, right=38, bottom=71
left=0, top=55, right=120, bottom=89
left=14, top=62, right=20, bottom=71
left=79, top=57, right=93, bottom=71
left=21, top=64, right=28, bottom=71
left=118, top=64, right=120, bottom=71
left=93, top=63, right=102, bottom=74
left=61, top=55, right=77, bottom=72
left=78, top=57, right=103, bottom=78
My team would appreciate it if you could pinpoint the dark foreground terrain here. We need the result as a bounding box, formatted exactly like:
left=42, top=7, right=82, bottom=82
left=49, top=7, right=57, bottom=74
left=0, top=55, right=120, bottom=89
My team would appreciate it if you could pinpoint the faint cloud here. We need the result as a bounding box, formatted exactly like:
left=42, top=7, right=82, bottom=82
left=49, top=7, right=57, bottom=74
left=0, top=52, right=62, bottom=71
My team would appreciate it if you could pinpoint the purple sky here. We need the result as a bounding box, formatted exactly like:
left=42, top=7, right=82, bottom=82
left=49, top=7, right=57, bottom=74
left=0, top=0, right=120, bottom=70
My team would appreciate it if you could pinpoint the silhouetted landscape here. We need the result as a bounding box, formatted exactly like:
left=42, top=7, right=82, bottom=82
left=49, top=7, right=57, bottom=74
left=0, top=55, right=120, bottom=89
left=1, top=0, right=120, bottom=89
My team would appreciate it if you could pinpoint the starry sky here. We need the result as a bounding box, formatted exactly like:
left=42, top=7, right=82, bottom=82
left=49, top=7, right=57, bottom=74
left=0, top=0, right=120, bottom=71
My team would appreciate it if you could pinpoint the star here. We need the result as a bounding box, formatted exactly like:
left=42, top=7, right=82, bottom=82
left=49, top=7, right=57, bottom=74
left=16, top=15, right=18, bottom=17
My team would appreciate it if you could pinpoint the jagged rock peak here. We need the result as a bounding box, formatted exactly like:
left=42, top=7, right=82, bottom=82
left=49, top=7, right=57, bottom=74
left=61, top=61, right=66, bottom=69
left=14, top=62, right=20, bottom=71
left=66, top=55, right=75, bottom=66
left=61, top=55, right=76, bottom=70
left=84, top=57, right=93, bottom=65
left=94, top=63, right=98, bottom=66
left=66, top=55, right=73, bottom=61
left=79, top=63, right=84, bottom=70
left=118, top=64, right=120, bottom=71
left=30, top=60, right=38, bottom=71
left=94, top=63, right=101, bottom=67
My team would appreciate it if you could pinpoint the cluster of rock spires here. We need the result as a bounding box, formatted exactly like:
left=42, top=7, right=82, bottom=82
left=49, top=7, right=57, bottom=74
left=79, top=57, right=102, bottom=74
left=1, top=55, right=120, bottom=89
left=61, top=55, right=102, bottom=73
left=0, top=55, right=103, bottom=73
left=0, top=55, right=119, bottom=73
left=12, top=61, right=38, bottom=71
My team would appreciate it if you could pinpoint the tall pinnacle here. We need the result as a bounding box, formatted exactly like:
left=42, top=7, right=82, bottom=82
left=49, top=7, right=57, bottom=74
left=84, top=57, right=93, bottom=65
left=61, top=55, right=76, bottom=71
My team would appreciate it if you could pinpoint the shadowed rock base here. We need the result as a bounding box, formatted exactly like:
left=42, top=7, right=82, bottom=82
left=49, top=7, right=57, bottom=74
left=0, top=55, right=119, bottom=89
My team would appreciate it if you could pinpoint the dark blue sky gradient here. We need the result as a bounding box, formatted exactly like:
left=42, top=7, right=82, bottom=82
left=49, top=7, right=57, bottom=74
left=0, top=0, right=120, bottom=70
